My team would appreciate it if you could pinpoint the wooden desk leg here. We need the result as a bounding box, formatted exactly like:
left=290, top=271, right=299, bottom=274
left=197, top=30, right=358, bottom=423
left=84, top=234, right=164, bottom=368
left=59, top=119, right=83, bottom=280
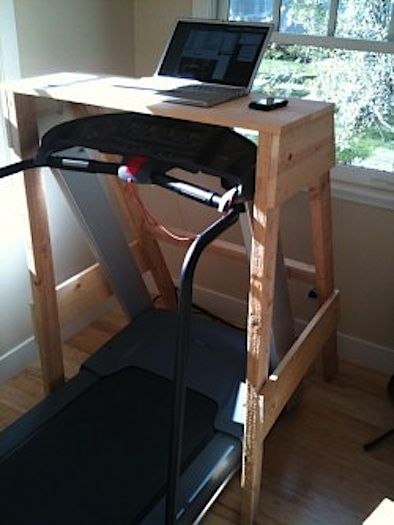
left=309, top=172, right=338, bottom=381
left=241, top=198, right=280, bottom=523
left=10, top=93, right=64, bottom=393
left=241, top=129, right=281, bottom=524
left=241, top=131, right=279, bottom=525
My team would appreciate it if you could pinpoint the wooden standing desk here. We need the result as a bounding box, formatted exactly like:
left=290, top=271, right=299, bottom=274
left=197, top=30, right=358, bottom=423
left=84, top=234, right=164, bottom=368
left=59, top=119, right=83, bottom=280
left=3, top=72, right=340, bottom=524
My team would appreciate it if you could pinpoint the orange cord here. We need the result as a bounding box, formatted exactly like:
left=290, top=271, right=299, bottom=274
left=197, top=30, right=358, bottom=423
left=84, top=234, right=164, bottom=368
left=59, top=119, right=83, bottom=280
left=125, top=183, right=196, bottom=243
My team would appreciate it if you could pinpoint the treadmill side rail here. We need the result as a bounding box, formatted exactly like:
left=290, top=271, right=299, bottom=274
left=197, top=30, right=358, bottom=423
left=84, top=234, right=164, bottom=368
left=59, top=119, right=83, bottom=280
left=142, top=434, right=241, bottom=525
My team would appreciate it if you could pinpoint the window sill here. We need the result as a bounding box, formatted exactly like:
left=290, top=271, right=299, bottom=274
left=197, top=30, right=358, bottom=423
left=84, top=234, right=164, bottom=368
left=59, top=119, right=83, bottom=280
left=330, top=165, right=394, bottom=211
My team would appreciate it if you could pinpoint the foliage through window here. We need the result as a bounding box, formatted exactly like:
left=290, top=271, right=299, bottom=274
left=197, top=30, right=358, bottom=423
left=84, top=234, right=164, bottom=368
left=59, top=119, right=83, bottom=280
left=227, top=0, right=394, bottom=172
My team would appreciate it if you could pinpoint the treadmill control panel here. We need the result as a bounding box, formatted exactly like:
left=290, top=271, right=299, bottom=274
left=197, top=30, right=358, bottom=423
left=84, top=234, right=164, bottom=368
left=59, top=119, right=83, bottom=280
left=39, top=112, right=257, bottom=199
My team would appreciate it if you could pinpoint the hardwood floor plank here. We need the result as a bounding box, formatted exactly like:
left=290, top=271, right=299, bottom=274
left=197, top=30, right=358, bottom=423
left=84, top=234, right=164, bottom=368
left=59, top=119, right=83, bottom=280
left=0, top=380, right=42, bottom=416
left=0, top=401, right=22, bottom=429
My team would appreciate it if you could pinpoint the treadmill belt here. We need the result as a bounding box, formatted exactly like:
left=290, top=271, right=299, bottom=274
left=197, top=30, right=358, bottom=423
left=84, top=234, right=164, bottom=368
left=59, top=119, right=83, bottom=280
left=0, top=367, right=217, bottom=525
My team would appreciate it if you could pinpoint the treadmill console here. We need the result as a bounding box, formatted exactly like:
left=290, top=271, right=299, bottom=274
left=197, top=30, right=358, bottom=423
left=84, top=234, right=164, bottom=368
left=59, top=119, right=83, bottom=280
left=39, top=112, right=257, bottom=200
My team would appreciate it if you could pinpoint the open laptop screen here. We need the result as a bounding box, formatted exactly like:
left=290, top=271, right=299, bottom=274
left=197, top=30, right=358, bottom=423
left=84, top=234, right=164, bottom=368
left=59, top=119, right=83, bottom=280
left=157, top=20, right=272, bottom=88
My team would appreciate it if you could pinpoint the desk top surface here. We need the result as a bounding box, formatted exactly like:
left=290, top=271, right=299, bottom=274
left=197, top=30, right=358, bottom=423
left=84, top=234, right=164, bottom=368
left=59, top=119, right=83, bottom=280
left=5, top=72, right=333, bottom=135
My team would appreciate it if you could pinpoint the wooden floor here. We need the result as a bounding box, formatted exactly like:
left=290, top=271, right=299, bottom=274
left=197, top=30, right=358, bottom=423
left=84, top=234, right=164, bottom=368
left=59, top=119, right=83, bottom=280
left=1, top=308, right=393, bottom=524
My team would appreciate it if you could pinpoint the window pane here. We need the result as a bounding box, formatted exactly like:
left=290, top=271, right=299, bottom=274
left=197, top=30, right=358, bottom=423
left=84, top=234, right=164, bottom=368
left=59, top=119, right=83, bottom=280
left=255, top=46, right=394, bottom=171
left=228, top=0, right=273, bottom=22
left=279, top=0, right=330, bottom=35
left=336, top=0, right=393, bottom=41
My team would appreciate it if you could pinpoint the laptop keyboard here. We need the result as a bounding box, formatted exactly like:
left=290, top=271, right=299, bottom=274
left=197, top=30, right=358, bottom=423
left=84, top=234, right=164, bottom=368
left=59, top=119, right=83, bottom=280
left=162, top=85, right=247, bottom=105
left=173, top=85, right=246, bottom=95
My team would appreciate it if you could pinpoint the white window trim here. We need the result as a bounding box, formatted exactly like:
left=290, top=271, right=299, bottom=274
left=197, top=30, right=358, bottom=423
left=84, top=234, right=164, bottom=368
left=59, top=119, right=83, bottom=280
left=194, top=1, right=394, bottom=211
left=272, top=32, right=394, bottom=53
left=192, top=0, right=218, bottom=19
left=0, top=0, right=20, bottom=81
left=0, top=0, right=21, bottom=164
left=216, top=0, right=394, bottom=51
left=331, top=165, right=394, bottom=210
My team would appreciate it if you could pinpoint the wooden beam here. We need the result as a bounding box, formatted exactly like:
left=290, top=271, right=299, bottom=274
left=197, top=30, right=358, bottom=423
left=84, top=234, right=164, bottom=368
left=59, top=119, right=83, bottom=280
left=275, top=112, right=335, bottom=206
left=153, top=224, right=317, bottom=283
left=54, top=249, right=317, bottom=329
left=10, top=93, right=64, bottom=394
left=309, top=172, right=338, bottom=380
left=56, top=263, right=111, bottom=327
left=284, top=258, right=316, bottom=285
left=55, top=240, right=146, bottom=326
left=151, top=224, right=247, bottom=262
left=241, top=131, right=281, bottom=524
left=261, top=289, right=340, bottom=440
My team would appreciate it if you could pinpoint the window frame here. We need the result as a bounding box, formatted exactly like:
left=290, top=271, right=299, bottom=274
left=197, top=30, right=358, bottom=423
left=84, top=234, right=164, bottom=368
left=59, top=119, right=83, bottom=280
left=195, top=0, right=394, bottom=209
left=219, top=0, right=394, bottom=51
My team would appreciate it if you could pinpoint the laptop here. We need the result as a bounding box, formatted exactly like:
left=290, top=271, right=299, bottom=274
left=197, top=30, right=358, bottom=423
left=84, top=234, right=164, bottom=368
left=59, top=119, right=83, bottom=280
left=116, top=19, right=273, bottom=107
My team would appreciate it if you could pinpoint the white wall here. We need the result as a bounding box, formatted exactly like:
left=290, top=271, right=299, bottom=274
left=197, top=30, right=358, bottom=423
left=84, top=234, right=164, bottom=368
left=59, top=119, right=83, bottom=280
left=133, top=0, right=193, bottom=76
left=0, top=0, right=135, bottom=381
left=282, top=194, right=394, bottom=351
left=0, top=0, right=32, bottom=372
left=14, top=0, right=134, bottom=77
left=0, top=177, right=32, bottom=353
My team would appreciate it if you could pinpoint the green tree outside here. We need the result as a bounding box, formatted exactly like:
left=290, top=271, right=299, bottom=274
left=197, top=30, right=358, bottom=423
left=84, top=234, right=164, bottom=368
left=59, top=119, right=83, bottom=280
left=252, top=0, right=393, bottom=169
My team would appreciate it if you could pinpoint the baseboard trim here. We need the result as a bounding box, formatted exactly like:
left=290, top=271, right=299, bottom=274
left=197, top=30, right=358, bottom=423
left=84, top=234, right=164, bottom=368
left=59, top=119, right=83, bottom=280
left=0, top=337, right=38, bottom=385
left=293, top=319, right=394, bottom=374
left=190, top=284, right=394, bottom=375
left=0, top=297, right=117, bottom=385
left=333, top=330, right=393, bottom=375
left=2, top=285, right=393, bottom=384
left=191, top=284, right=248, bottom=329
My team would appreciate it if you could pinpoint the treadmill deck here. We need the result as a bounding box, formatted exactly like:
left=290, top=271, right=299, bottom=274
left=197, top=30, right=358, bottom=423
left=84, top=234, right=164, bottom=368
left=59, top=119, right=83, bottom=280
left=0, top=309, right=245, bottom=524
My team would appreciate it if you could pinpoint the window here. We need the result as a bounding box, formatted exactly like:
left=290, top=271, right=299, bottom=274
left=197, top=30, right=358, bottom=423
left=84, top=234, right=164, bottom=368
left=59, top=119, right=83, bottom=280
left=220, top=0, right=394, bottom=174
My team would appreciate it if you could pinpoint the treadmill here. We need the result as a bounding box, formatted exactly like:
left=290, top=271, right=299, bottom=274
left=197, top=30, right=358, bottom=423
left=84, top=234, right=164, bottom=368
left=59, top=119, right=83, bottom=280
left=0, top=112, right=294, bottom=524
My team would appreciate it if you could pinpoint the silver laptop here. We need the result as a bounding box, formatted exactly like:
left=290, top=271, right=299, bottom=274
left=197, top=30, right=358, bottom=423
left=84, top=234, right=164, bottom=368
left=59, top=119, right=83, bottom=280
left=117, top=19, right=273, bottom=107
left=158, top=19, right=273, bottom=107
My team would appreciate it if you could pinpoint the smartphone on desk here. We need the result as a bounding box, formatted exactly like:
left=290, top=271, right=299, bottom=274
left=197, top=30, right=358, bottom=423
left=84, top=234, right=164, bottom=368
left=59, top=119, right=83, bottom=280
left=249, top=97, right=288, bottom=111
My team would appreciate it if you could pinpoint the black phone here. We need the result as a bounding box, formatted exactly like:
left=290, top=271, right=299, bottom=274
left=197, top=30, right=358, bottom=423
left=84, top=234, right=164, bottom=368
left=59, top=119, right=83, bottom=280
left=248, top=97, right=288, bottom=111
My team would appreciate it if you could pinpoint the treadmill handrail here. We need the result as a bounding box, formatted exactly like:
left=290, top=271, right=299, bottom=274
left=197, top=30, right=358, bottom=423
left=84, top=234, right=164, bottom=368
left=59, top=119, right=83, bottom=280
left=0, top=153, right=245, bottom=213
left=166, top=207, right=241, bottom=525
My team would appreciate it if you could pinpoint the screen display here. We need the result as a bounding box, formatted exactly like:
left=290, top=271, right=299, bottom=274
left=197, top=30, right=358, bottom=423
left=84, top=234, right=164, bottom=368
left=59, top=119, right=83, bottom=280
left=158, top=21, right=271, bottom=87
